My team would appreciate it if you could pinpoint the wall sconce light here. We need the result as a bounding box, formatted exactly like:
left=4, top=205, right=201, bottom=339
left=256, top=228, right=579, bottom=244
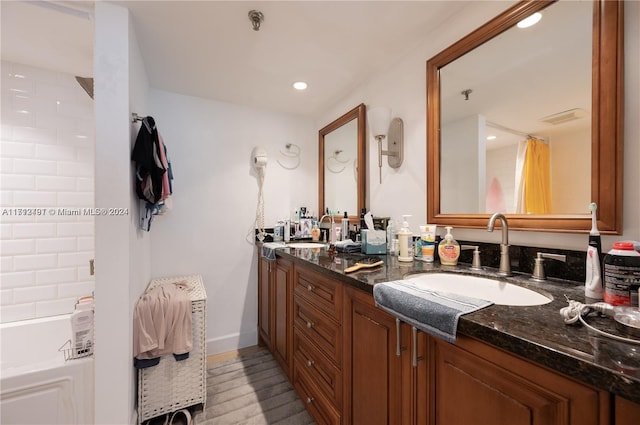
left=368, top=106, right=404, bottom=183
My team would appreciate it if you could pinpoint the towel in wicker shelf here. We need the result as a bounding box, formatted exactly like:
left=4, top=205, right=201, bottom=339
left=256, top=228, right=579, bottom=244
left=133, top=279, right=193, bottom=368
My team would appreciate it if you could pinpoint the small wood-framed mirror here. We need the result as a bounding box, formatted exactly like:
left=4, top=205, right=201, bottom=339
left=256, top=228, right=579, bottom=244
left=426, top=0, right=623, bottom=233
left=319, top=103, right=366, bottom=220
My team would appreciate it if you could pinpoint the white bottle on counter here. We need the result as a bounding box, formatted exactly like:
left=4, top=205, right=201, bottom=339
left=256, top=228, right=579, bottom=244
left=398, top=215, right=413, bottom=262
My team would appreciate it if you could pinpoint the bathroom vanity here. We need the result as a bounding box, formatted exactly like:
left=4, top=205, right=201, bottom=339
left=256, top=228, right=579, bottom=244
left=258, top=246, right=640, bottom=425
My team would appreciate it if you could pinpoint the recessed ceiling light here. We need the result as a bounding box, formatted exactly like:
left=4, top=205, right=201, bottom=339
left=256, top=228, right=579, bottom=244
left=517, top=12, right=542, bottom=29
left=487, top=135, right=497, bottom=140
left=293, top=81, right=308, bottom=91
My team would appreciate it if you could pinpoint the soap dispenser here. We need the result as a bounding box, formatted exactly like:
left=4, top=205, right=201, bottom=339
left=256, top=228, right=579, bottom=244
left=438, top=226, right=460, bottom=265
left=398, top=215, right=413, bottom=262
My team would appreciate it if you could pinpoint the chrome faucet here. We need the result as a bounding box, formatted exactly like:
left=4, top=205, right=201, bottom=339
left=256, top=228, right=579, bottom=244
left=487, top=213, right=512, bottom=276
left=319, top=214, right=335, bottom=244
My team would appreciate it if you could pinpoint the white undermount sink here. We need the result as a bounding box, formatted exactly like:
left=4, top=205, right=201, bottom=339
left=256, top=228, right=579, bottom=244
left=286, top=242, right=326, bottom=248
left=405, top=273, right=552, bottom=306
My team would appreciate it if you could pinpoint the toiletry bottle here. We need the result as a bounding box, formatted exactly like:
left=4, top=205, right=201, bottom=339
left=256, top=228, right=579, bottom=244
left=386, top=219, right=395, bottom=254
left=438, top=226, right=460, bottom=265
left=398, top=215, right=413, bottom=262
left=71, top=299, right=94, bottom=357
left=342, top=212, right=349, bottom=241
left=311, top=221, right=321, bottom=242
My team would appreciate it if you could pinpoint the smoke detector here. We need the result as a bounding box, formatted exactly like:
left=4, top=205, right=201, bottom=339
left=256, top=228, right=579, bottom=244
left=539, top=108, right=587, bottom=125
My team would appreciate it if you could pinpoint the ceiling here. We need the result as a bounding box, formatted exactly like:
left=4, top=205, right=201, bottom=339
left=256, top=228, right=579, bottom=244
left=1, top=0, right=469, bottom=118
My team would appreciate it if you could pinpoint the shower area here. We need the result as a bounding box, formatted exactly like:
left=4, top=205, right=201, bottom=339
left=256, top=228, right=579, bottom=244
left=0, top=2, right=95, bottom=424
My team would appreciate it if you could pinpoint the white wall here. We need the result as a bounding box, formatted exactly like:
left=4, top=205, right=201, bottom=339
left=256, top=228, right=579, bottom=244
left=0, top=61, right=95, bottom=323
left=94, top=3, right=152, bottom=424
left=146, top=89, right=316, bottom=354
left=318, top=0, right=640, bottom=250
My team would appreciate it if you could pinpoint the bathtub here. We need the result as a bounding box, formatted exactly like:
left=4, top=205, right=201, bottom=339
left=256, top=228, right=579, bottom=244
left=0, top=314, right=94, bottom=425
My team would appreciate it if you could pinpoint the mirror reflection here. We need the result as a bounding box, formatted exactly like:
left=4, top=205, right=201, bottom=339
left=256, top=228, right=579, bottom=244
left=319, top=104, right=366, bottom=219
left=440, top=0, right=592, bottom=215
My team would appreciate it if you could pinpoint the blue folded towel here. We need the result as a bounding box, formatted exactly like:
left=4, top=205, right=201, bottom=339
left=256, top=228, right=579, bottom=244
left=373, top=280, right=493, bottom=343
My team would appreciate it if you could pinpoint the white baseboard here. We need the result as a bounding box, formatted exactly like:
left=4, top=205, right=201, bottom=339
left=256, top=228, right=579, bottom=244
left=206, top=329, right=257, bottom=356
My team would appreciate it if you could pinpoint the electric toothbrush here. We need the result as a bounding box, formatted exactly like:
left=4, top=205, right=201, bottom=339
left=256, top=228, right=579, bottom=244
left=585, top=202, right=603, bottom=300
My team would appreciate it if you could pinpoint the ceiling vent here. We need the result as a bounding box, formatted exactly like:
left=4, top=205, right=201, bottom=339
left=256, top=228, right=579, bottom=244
left=539, top=108, right=587, bottom=125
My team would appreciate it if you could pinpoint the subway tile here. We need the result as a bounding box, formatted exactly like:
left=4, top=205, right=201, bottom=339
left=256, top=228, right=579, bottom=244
left=57, top=281, right=94, bottom=299
left=77, top=265, right=94, bottom=280
left=58, top=251, right=93, bottom=267
left=36, top=298, right=75, bottom=319
left=13, top=253, right=57, bottom=271
left=76, top=147, right=95, bottom=163
left=1, top=256, right=13, bottom=272
left=13, top=285, right=56, bottom=303
left=76, top=177, right=94, bottom=192
left=12, top=223, right=56, bottom=239
left=35, top=144, right=76, bottom=161
left=1, top=158, right=13, bottom=173
left=36, top=267, right=76, bottom=285
left=57, top=191, right=93, bottom=207
left=0, top=141, right=35, bottom=158
left=35, top=175, right=76, bottom=191
left=0, top=271, right=35, bottom=289
left=1, top=289, right=13, bottom=305
left=4, top=109, right=36, bottom=127
left=37, top=111, right=75, bottom=130
left=56, top=222, right=93, bottom=237
left=0, top=239, right=35, bottom=255
left=56, top=160, right=92, bottom=177
left=0, top=223, right=12, bottom=239
left=0, top=303, right=35, bottom=323
left=12, top=126, right=56, bottom=144
left=36, top=237, right=76, bottom=253
left=12, top=190, right=57, bottom=207
left=0, top=190, right=13, bottom=205
left=13, top=158, right=57, bottom=175
left=0, top=174, right=36, bottom=190
left=77, top=236, right=94, bottom=251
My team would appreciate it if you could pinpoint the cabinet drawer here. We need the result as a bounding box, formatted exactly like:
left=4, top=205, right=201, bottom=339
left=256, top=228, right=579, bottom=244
left=294, top=328, right=342, bottom=408
left=294, top=295, right=342, bottom=366
left=295, top=267, right=342, bottom=321
left=294, top=361, right=341, bottom=425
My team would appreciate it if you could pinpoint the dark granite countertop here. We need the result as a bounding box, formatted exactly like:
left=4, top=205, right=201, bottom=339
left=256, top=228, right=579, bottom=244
left=268, top=244, right=640, bottom=404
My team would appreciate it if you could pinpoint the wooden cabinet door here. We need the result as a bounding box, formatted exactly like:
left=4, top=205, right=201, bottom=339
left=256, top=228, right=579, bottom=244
left=274, top=259, right=293, bottom=376
left=257, top=257, right=273, bottom=350
left=343, top=286, right=403, bottom=425
left=615, top=396, right=640, bottom=425
left=432, top=336, right=610, bottom=425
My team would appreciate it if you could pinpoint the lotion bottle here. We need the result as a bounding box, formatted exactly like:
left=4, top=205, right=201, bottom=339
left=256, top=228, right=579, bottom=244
left=438, top=226, right=460, bottom=265
left=398, top=215, right=413, bottom=262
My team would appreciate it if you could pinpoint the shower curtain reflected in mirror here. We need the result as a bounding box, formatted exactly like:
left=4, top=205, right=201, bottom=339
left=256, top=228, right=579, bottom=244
left=515, top=138, right=551, bottom=214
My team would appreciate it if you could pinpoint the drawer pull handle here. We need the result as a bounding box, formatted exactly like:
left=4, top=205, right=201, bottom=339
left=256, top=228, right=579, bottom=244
left=307, top=284, right=315, bottom=292
left=307, top=396, right=314, bottom=404
left=306, top=321, right=314, bottom=329
left=307, top=359, right=315, bottom=367
left=396, top=318, right=401, bottom=357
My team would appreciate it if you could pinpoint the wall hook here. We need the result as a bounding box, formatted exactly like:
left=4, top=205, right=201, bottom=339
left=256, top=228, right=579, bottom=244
left=461, top=89, right=473, bottom=100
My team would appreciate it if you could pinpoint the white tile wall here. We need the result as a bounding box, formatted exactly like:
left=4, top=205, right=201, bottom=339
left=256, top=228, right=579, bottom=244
left=0, top=61, right=95, bottom=323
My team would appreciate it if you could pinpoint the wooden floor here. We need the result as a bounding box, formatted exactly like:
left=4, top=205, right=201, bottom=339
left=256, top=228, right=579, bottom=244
left=206, top=345, right=265, bottom=367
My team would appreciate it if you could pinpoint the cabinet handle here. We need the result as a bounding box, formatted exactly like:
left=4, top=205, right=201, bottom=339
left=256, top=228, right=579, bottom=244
left=307, top=359, right=315, bottom=368
left=396, top=318, right=401, bottom=357
left=412, top=327, right=418, bottom=367
left=412, top=326, right=424, bottom=367
left=306, top=396, right=314, bottom=404
left=307, top=284, right=315, bottom=292
left=306, top=321, right=314, bottom=329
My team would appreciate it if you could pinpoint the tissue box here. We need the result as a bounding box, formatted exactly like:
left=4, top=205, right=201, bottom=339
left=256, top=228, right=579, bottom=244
left=361, top=229, right=387, bottom=254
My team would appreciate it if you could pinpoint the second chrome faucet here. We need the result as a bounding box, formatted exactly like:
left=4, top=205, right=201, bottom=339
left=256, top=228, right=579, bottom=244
left=487, top=212, right=512, bottom=276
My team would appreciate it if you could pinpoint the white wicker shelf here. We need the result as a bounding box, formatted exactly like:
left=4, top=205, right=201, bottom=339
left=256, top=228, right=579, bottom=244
left=137, top=275, right=207, bottom=424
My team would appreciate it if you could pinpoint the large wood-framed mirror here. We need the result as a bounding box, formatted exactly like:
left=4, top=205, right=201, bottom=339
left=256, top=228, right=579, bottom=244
left=427, top=0, right=623, bottom=233
left=319, top=103, right=366, bottom=220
